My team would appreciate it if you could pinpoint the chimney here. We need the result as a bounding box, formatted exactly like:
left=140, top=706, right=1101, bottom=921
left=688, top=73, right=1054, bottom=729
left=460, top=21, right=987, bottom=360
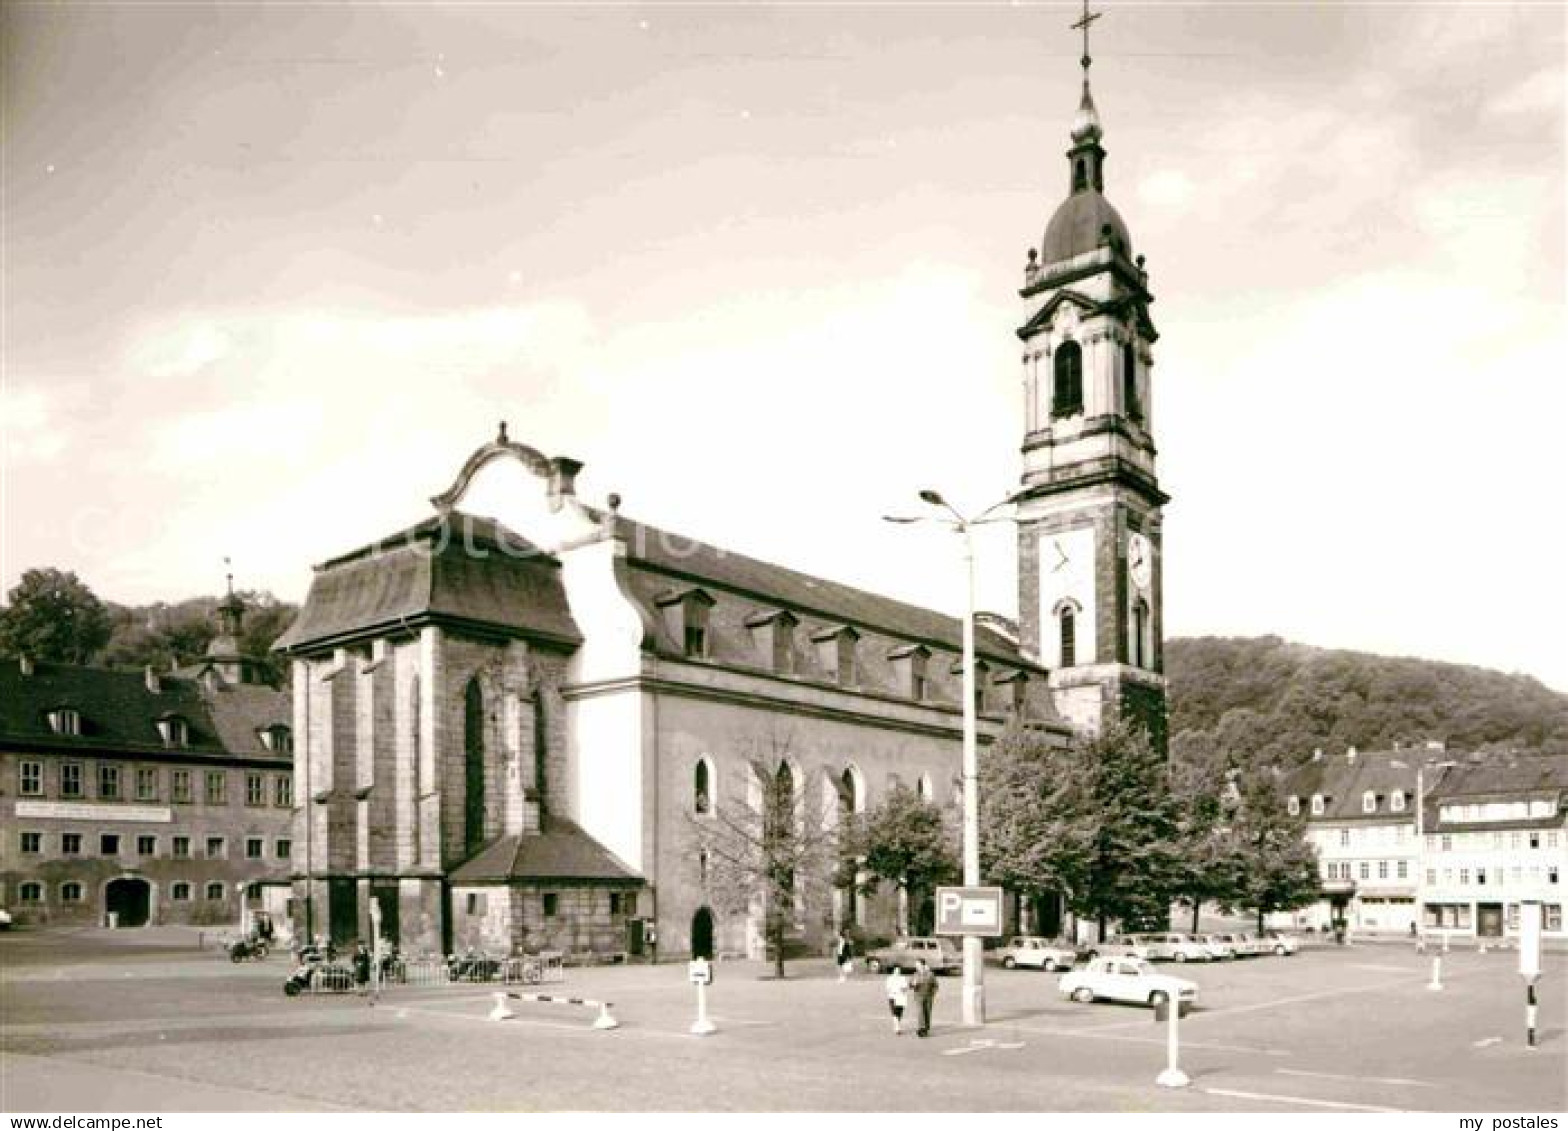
left=1347, top=746, right=1358, bottom=763
left=19, top=654, right=33, bottom=676
left=144, top=666, right=161, bottom=694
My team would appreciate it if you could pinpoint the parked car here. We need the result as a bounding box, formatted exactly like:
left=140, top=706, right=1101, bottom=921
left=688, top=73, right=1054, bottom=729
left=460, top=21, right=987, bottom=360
left=1083, top=935, right=1153, bottom=961
left=1258, top=930, right=1300, bottom=955
left=1058, top=956, right=1198, bottom=1011
left=864, top=936, right=961, bottom=974
left=0, top=908, right=12, bottom=930
left=994, top=936, right=1079, bottom=971
left=1229, top=932, right=1271, bottom=957
left=1194, top=933, right=1237, bottom=960
left=1211, top=932, right=1263, bottom=958
left=1136, top=932, right=1214, bottom=963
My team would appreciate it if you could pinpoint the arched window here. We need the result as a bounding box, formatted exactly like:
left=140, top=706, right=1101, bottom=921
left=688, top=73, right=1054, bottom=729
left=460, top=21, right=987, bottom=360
left=1074, top=158, right=1087, bottom=192
left=768, top=762, right=796, bottom=898
left=464, top=677, right=486, bottom=854
left=1053, top=341, right=1083, bottom=418
left=1059, top=604, right=1077, bottom=668
left=694, top=759, right=712, bottom=815
left=1123, top=342, right=1141, bottom=421
left=1131, top=598, right=1150, bottom=668
left=838, top=768, right=860, bottom=817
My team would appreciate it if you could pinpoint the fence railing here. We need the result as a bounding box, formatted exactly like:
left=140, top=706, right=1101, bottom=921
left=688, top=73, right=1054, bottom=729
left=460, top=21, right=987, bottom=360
left=284, top=951, right=566, bottom=995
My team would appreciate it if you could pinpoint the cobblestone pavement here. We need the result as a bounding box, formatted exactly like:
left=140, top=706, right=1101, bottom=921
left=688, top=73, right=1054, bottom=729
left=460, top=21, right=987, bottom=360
left=2, top=930, right=1563, bottom=1113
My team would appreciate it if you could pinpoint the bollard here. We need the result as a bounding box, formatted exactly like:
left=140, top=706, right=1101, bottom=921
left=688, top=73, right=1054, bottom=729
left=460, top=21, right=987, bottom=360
left=691, top=976, right=716, bottom=1036
left=1526, top=983, right=1537, bottom=1050
left=489, top=992, right=516, bottom=1022
left=1155, top=996, right=1189, bottom=1088
left=1427, top=956, right=1443, bottom=991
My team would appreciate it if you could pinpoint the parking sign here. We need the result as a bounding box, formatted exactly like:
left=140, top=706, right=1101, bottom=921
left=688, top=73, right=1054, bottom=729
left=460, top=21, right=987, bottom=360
left=935, top=886, right=1003, bottom=937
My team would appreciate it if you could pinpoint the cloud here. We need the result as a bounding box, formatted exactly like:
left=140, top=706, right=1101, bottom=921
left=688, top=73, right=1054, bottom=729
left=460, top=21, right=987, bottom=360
left=0, top=386, right=75, bottom=464
left=1138, top=169, right=1195, bottom=212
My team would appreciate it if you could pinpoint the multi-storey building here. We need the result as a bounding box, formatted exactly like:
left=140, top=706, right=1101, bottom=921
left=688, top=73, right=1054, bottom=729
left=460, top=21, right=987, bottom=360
left=0, top=598, right=293, bottom=930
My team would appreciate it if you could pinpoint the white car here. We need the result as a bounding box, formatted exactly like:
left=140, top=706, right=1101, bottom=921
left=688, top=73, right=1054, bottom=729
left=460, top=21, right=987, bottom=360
left=1083, top=935, right=1154, bottom=961
left=1195, top=933, right=1237, bottom=960
left=1136, top=932, right=1214, bottom=963
left=1058, top=956, right=1198, bottom=1010
left=0, top=907, right=11, bottom=930
left=1259, top=930, right=1300, bottom=956
left=1230, top=932, right=1271, bottom=957
left=995, top=936, right=1079, bottom=972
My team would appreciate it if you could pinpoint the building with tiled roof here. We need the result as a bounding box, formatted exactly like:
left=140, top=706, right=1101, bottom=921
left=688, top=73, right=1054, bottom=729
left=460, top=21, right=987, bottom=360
left=1278, top=747, right=1567, bottom=940
left=0, top=595, right=293, bottom=930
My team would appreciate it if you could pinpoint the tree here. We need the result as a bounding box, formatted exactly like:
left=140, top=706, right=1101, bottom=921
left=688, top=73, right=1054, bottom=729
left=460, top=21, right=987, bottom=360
left=1167, top=753, right=1246, bottom=933
left=1078, top=720, right=1181, bottom=935
left=1226, top=767, right=1321, bottom=931
left=840, top=785, right=958, bottom=935
left=686, top=731, right=840, bottom=978
left=979, top=725, right=1097, bottom=933
left=0, top=568, right=113, bottom=664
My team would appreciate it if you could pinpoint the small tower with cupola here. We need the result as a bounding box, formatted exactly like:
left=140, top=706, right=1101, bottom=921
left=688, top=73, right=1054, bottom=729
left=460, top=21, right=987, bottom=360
left=1014, top=7, right=1169, bottom=749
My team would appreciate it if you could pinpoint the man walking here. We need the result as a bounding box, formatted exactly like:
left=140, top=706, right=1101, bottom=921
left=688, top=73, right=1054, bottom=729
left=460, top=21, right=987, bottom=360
left=910, top=958, right=938, bottom=1038
left=834, top=930, right=854, bottom=982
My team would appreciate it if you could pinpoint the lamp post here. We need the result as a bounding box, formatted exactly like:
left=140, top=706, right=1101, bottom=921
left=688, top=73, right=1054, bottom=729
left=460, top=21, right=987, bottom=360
left=885, top=488, right=1018, bottom=1027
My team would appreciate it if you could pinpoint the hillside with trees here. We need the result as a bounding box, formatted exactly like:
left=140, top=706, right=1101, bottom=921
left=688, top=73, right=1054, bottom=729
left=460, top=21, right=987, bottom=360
left=1167, top=636, right=1568, bottom=769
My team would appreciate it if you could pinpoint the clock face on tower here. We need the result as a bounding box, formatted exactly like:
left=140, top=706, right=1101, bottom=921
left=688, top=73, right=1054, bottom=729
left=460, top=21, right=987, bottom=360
left=1128, top=533, right=1152, bottom=590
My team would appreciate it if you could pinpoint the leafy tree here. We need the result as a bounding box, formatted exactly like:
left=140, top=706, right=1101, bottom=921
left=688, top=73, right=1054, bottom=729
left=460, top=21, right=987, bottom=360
left=979, top=725, right=1097, bottom=934
left=1226, top=767, right=1321, bottom=931
left=1079, top=720, right=1181, bottom=935
left=0, top=568, right=113, bottom=664
left=1167, top=754, right=1246, bottom=933
left=840, top=785, right=958, bottom=935
left=686, top=731, right=839, bottom=978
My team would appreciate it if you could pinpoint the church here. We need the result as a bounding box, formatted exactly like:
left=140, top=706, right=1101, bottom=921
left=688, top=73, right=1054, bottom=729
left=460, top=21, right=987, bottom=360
left=274, top=40, right=1168, bottom=962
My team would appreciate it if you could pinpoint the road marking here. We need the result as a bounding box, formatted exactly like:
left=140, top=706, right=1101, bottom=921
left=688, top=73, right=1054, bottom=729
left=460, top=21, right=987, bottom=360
left=1276, top=1068, right=1435, bottom=1088
left=1202, top=1087, right=1407, bottom=1113
left=941, top=1038, right=1026, bottom=1057
left=1349, top=964, right=1411, bottom=973
left=1195, top=975, right=1429, bottom=1019
left=1008, top=1022, right=1289, bottom=1057
left=1473, top=1036, right=1502, bottom=1048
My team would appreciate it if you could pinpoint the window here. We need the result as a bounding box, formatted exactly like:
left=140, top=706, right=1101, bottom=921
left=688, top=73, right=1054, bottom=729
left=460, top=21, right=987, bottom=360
left=813, top=625, right=860, bottom=687
left=60, top=882, right=83, bottom=903
left=1059, top=605, right=1077, bottom=668
left=136, top=766, right=159, bottom=801
left=246, top=837, right=264, bottom=859
left=1460, top=868, right=1470, bottom=885
left=656, top=588, right=715, bottom=660
left=100, top=834, right=120, bottom=856
left=693, top=759, right=712, bottom=815
left=1359, top=862, right=1370, bottom=880
left=206, top=836, right=226, bottom=859
left=1378, top=860, right=1388, bottom=879
left=1362, top=791, right=1376, bottom=814
left=543, top=893, right=559, bottom=917
left=1397, top=861, right=1408, bottom=880
left=157, top=716, right=189, bottom=748
left=21, top=831, right=41, bottom=854
left=1477, top=868, right=1487, bottom=886
left=276, top=839, right=292, bottom=859
left=275, top=775, right=293, bottom=808
left=1390, top=791, right=1406, bottom=813
left=465, top=892, right=487, bottom=915
left=99, top=764, right=120, bottom=800
left=1122, top=341, right=1141, bottom=421
left=1549, top=833, right=1560, bottom=849
left=1441, top=835, right=1453, bottom=852
left=889, top=644, right=931, bottom=701
left=173, top=836, right=190, bottom=859
left=20, top=760, right=42, bottom=796
left=49, top=708, right=82, bottom=736
left=1426, top=869, right=1436, bottom=885
left=61, top=763, right=83, bottom=798
left=62, top=833, right=81, bottom=855
left=911, top=656, right=928, bottom=701
left=260, top=724, right=293, bottom=753
left=20, top=882, right=43, bottom=903
left=205, top=771, right=227, bottom=805
left=172, top=770, right=192, bottom=804
left=1287, top=795, right=1300, bottom=816
left=1340, top=829, right=1350, bottom=848
left=137, top=835, right=156, bottom=856
left=609, top=892, right=623, bottom=915
left=1130, top=598, right=1150, bottom=669
left=171, top=882, right=191, bottom=901
left=1052, top=341, right=1083, bottom=417
left=245, top=773, right=264, bottom=807
left=1311, top=794, right=1324, bottom=816
left=1551, top=867, right=1560, bottom=885
left=205, top=882, right=225, bottom=901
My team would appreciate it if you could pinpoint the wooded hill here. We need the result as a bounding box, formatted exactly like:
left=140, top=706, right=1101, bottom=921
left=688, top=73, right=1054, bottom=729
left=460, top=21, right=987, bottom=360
left=1167, top=636, right=1568, bottom=767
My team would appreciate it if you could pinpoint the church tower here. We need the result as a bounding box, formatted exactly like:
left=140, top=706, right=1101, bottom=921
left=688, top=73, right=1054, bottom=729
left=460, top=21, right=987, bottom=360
left=1015, top=12, right=1169, bottom=749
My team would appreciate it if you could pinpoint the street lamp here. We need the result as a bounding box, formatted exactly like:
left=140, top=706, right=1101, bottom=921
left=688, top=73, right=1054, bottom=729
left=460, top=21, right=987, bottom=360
left=885, top=487, right=1020, bottom=1027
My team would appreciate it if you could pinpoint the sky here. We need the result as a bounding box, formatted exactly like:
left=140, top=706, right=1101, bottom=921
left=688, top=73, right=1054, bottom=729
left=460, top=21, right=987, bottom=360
left=2, top=2, right=1564, bottom=690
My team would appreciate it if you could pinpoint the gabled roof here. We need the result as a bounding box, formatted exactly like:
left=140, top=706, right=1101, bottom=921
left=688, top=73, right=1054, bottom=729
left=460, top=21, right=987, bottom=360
left=274, top=512, right=581, bottom=653
left=448, top=815, right=643, bottom=885
left=1281, top=749, right=1418, bottom=822
left=0, top=659, right=290, bottom=760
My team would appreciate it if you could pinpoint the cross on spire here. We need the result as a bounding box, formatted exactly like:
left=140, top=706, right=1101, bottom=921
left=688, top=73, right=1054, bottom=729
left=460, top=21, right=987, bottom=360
left=1071, top=0, right=1103, bottom=77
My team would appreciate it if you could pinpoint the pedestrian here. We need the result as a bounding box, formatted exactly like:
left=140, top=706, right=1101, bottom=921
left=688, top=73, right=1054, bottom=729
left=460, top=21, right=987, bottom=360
left=352, top=939, right=372, bottom=994
left=910, top=958, right=938, bottom=1038
left=834, top=930, right=854, bottom=982
left=884, top=966, right=910, bottom=1035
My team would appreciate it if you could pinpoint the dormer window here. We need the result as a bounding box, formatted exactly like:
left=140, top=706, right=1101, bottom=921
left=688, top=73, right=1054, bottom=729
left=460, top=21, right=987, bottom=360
left=1390, top=791, right=1406, bottom=813
left=1052, top=341, right=1084, bottom=418
left=811, top=625, right=860, bottom=687
left=656, top=587, right=716, bottom=660
left=1287, top=795, right=1301, bottom=816
left=889, top=644, right=931, bottom=701
left=995, top=670, right=1029, bottom=717
left=1362, top=791, right=1377, bottom=814
left=952, top=658, right=991, bottom=714
left=157, top=714, right=189, bottom=749
left=745, top=608, right=798, bottom=674
left=259, top=724, right=293, bottom=753
left=1310, top=794, right=1325, bottom=816
left=47, top=707, right=82, bottom=736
